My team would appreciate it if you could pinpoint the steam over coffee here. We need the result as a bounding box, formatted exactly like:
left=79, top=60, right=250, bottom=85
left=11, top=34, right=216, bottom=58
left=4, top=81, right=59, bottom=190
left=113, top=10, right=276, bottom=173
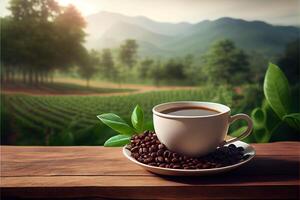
left=161, top=106, right=220, bottom=116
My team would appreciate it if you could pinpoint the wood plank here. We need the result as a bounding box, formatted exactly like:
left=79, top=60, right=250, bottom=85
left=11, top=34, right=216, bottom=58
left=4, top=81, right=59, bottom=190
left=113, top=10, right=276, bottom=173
left=2, top=178, right=299, bottom=200
left=1, top=142, right=299, bottom=199
left=1, top=143, right=299, bottom=177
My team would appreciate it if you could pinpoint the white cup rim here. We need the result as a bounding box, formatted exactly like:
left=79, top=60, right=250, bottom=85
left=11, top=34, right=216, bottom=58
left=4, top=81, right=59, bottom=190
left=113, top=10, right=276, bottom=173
left=152, top=101, right=230, bottom=119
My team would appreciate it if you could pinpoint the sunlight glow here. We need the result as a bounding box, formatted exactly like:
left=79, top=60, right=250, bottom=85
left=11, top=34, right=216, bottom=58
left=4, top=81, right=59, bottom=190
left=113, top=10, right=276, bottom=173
left=57, top=0, right=100, bottom=16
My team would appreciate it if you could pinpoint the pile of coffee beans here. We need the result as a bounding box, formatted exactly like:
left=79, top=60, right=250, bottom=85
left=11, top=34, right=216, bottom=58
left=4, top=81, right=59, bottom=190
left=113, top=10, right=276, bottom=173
left=126, top=130, right=250, bottom=169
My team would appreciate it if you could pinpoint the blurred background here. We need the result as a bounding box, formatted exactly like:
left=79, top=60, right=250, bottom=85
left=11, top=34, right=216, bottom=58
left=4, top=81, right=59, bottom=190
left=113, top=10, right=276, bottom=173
left=0, top=0, right=299, bottom=145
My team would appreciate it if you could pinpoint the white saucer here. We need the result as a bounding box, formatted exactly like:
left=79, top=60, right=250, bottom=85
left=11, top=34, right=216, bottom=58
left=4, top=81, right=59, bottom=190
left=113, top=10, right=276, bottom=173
left=123, top=141, right=255, bottom=176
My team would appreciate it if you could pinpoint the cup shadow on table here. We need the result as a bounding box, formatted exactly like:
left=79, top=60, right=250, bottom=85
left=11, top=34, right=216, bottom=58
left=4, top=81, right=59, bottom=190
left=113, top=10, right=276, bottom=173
left=155, top=157, right=300, bottom=184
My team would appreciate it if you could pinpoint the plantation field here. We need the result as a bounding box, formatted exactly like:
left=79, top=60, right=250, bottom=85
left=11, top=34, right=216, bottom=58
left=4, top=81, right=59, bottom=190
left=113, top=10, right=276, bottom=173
left=1, top=85, right=262, bottom=146
left=2, top=81, right=136, bottom=95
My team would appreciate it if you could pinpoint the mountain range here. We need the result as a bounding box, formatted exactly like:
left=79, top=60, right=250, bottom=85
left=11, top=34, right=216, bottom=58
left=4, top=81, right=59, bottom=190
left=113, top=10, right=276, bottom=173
left=85, top=11, right=299, bottom=58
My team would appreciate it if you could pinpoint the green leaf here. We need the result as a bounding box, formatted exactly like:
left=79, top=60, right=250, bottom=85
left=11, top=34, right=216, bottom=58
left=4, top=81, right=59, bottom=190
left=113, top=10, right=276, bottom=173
left=97, top=113, right=135, bottom=135
left=131, top=105, right=144, bottom=133
left=251, top=107, right=266, bottom=129
left=263, top=63, right=292, bottom=119
left=262, top=99, right=281, bottom=131
left=283, top=113, right=300, bottom=131
left=104, top=134, right=131, bottom=147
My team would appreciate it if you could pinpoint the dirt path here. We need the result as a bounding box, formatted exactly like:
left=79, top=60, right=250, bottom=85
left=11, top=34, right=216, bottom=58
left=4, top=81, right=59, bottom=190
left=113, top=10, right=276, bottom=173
left=2, top=78, right=196, bottom=96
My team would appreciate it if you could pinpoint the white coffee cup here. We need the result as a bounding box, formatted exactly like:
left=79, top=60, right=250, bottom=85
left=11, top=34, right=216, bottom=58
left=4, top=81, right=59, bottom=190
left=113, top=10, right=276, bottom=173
left=152, top=101, right=253, bottom=156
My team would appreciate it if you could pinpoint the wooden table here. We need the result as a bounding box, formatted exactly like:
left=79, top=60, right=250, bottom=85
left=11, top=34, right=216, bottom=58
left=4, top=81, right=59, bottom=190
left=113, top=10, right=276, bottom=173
left=1, top=142, right=299, bottom=199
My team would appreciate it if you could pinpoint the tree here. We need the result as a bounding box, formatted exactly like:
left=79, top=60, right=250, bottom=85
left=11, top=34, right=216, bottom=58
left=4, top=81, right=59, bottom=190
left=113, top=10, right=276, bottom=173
left=100, top=49, right=116, bottom=81
left=118, top=39, right=138, bottom=69
left=163, top=59, right=186, bottom=81
left=148, top=60, right=164, bottom=86
left=139, top=58, right=154, bottom=79
left=1, top=1, right=87, bottom=85
left=278, top=39, right=299, bottom=84
left=248, top=51, right=268, bottom=83
left=202, top=39, right=250, bottom=85
left=78, top=50, right=100, bottom=87
left=54, top=4, right=86, bottom=71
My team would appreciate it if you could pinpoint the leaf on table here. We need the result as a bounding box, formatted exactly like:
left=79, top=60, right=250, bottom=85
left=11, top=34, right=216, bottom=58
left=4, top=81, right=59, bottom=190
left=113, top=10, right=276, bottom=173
left=131, top=105, right=144, bottom=133
left=97, top=113, right=135, bottom=135
left=104, top=134, right=131, bottom=147
left=263, top=63, right=292, bottom=119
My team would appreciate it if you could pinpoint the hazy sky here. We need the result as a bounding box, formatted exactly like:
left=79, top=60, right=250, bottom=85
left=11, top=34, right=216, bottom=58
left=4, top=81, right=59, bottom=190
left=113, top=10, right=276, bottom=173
left=0, top=0, right=299, bottom=25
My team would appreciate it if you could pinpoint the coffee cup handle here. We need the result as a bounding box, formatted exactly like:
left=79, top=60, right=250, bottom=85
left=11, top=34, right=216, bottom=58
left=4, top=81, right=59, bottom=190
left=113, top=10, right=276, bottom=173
left=222, top=114, right=253, bottom=145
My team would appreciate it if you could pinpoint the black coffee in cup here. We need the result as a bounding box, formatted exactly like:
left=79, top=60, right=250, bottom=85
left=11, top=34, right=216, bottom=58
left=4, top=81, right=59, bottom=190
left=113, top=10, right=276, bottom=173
left=161, top=106, right=220, bottom=116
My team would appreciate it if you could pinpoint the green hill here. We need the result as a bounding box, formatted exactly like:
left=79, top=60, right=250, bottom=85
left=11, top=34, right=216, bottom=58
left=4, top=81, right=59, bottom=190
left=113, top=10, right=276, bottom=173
left=85, top=12, right=299, bottom=58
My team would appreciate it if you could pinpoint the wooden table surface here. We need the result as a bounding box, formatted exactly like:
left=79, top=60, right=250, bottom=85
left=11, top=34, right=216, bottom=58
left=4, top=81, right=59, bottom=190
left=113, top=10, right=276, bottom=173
left=1, top=142, right=299, bottom=200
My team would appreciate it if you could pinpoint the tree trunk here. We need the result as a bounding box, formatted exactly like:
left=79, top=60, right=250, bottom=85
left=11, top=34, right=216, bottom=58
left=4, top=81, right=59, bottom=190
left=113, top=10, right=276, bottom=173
left=22, top=70, right=27, bottom=84
left=50, top=73, right=54, bottom=83
left=5, top=67, right=10, bottom=84
left=86, top=79, right=90, bottom=88
left=34, top=71, right=39, bottom=85
left=29, top=69, right=33, bottom=85
left=40, top=71, right=44, bottom=84
left=1, top=66, right=5, bottom=84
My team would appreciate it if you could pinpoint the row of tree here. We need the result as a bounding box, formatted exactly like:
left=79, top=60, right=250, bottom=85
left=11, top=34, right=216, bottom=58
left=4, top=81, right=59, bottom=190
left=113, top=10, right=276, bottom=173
left=1, top=0, right=298, bottom=87
left=1, top=0, right=88, bottom=85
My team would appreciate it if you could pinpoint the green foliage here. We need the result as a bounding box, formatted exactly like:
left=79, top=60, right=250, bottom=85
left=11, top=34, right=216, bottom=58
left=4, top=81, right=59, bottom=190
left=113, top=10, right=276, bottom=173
left=278, top=39, right=299, bottom=84
left=97, top=113, right=135, bottom=135
left=1, top=1, right=87, bottom=85
left=264, top=63, right=291, bottom=119
left=98, top=105, right=146, bottom=146
left=104, top=134, right=131, bottom=147
left=2, top=86, right=235, bottom=145
left=118, top=39, right=138, bottom=68
left=77, top=49, right=100, bottom=87
left=100, top=48, right=117, bottom=81
left=250, top=63, right=299, bottom=143
left=131, top=105, right=144, bottom=133
left=283, top=113, right=300, bottom=131
left=138, top=58, right=154, bottom=78
left=201, top=39, right=250, bottom=85
left=48, top=130, right=74, bottom=146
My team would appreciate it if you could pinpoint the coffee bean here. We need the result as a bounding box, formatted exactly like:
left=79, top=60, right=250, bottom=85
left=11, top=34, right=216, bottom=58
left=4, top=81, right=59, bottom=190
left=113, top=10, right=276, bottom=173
left=157, top=156, right=164, bottom=162
left=142, top=148, right=148, bottom=153
left=144, top=157, right=153, bottom=163
left=132, top=153, right=139, bottom=159
left=173, top=164, right=181, bottom=169
left=243, top=154, right=250, bottom=160
left=157, top=149, right=164, bottom=156
left=163, top=150, right=171, bottom=158
left=130, top=130, right=246, bottom=170
left=172, top=153, right=178, bottom=158
left=237, top=147, right=244, bottom=152
left=148, top=162, right=156, bottom=166
left=196, top=164, right=203, bottom=168
left=139, top=148, right=143, bottom=154
left=159, top=163, right=166, bottom=167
